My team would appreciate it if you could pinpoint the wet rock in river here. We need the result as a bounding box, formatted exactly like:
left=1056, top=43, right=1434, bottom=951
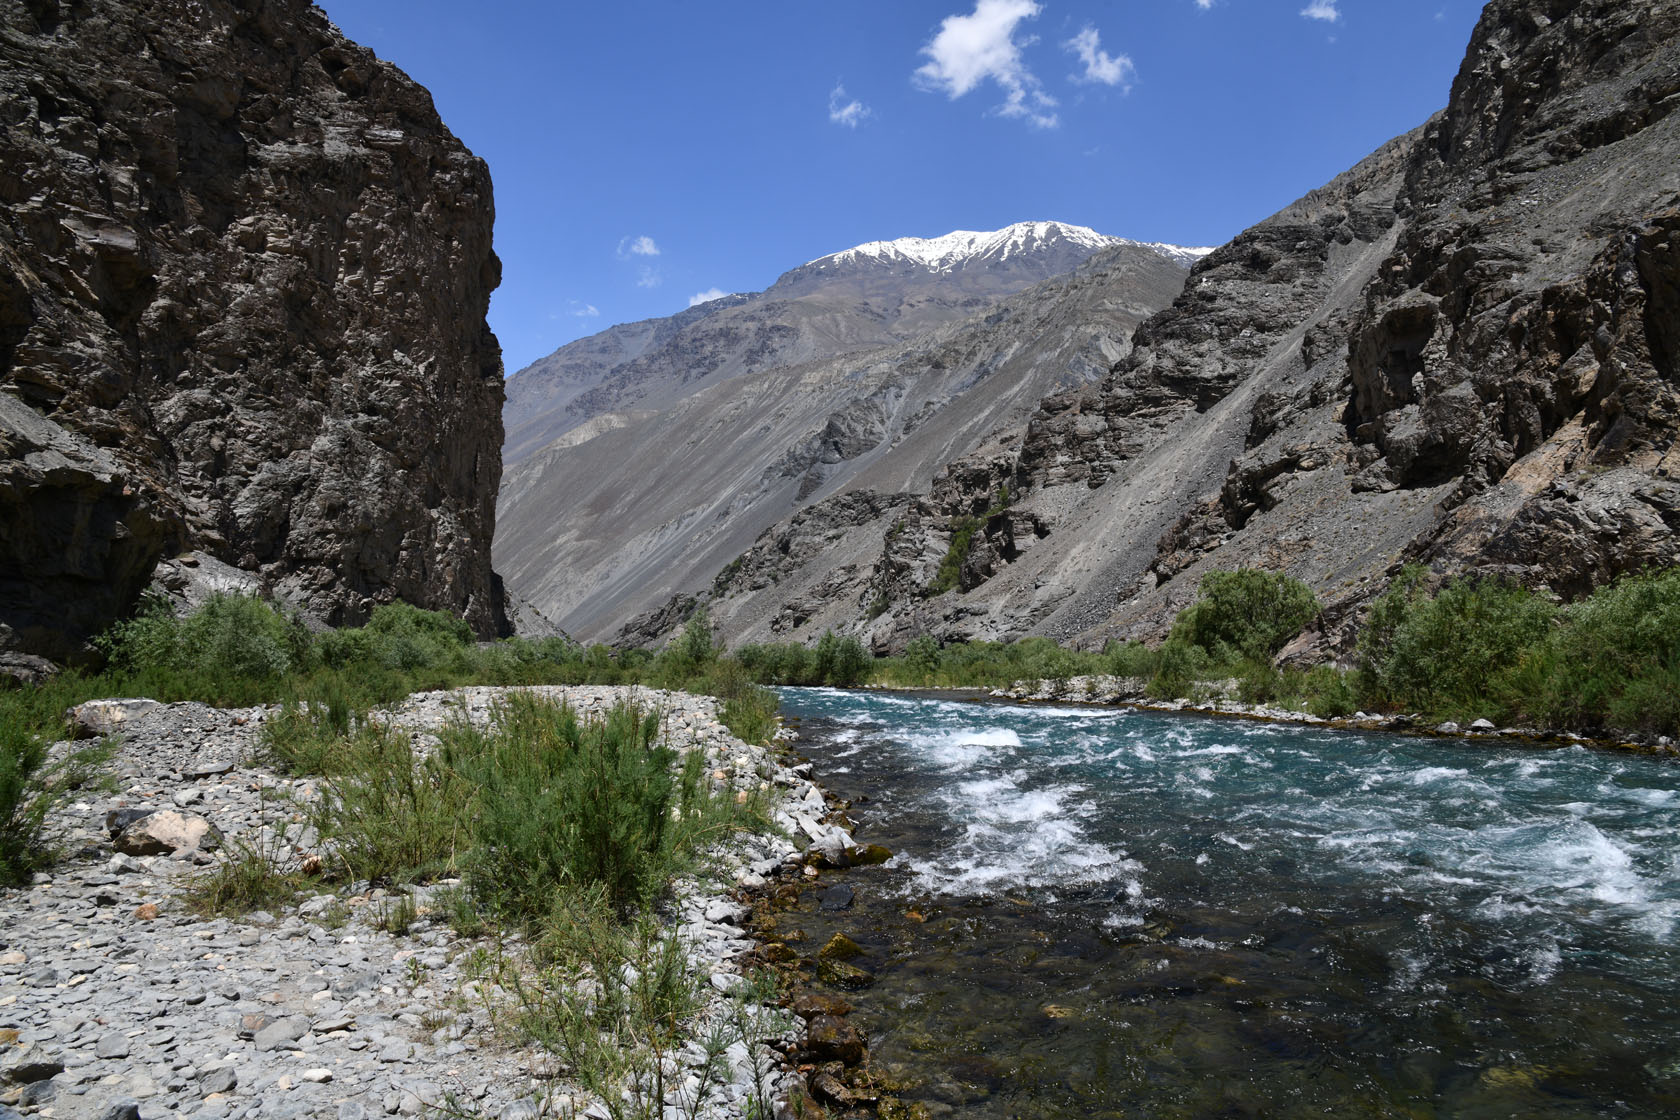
left=789, top=991, right=854, bottom=1020
left=809, top=1067, right=859, bottom=1107
left=817, top=933, right=863, bottom=961
left=848, top=843, right=894, bottom=866
left=816, top=957, right=874, bottom=989
left=817, top=883, right=854, bottom=910
left=804, top=1016, right=866, bottom=1066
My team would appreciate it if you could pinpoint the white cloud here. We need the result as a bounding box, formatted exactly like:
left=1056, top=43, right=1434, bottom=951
left=1301, top=1, right=1340, bottom=21
left=1064, top=26, right=1135, bottom=89
left=636, top=267, right=662, bottom=289
left=689, top=288, right=729, bottom=307
left=629, top=235, right=660, bottom=256
left=913, top=0, right=1058, bottom=129
left=828, top=84, right=872, bottom=128
left=1195, top=0, right=1214, bottom=8
left=571, top=303, right=599, bottom=318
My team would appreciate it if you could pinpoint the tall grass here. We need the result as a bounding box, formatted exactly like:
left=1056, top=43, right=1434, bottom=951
left=0, top=709, right=113, bottom=885
left=444, top=696, right=676, bottom=918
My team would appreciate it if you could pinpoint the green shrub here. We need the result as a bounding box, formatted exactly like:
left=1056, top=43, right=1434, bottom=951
left=0, top=715, right=52, bottom=885
left=1300, top=665, right=1358, bottom=718
left=905, top=635, right=941, bottom=677
left=812, top=631, right=840, bottom=685
left=185, top=828, right=309, bottom=916
left=734, top=643, right=814, bottom=686
left=1147, top=639, right=1209, bottom=700
left=1169, top=568, right=1319, bottom=662
left=1354, top=564, right=1429, bottom=701
left=929, top=516, right=980, bottom=595
left=310, top=723, right=474, bottom=885
left=1, top=712, right=112, bottom=885
left=830, top=635, right=870, bottom=687
left=1529, top=567, right=1680, bottom=735
left=445, top=696, right=676, bottom=919
left=1105, top=640, right=1158, bottom=679
left=676, top=609, right=715, bottom=669
left=361, top=601, right=474, bottom=672
left=1235, top=658, right=1281, bottom=705
left=98, top=592, right=307, bottom=697
left=1376, top=573, right=1555, bottom=719
left=719, top=686, right=780, bottom=745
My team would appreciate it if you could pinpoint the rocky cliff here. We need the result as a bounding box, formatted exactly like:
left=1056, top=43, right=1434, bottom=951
left=687, top=0, right=1680, bottom=655
left=0, top=0, right=507, bottom=667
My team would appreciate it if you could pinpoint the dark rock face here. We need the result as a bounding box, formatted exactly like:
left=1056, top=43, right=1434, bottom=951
left=1, top=0, right=507, bottom=664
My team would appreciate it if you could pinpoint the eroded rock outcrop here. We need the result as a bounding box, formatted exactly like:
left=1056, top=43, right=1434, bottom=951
left=1, top=0, right=507, bottom=665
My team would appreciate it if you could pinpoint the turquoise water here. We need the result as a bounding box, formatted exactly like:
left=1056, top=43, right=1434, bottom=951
left=776, top=688, right=1680, bottom=1118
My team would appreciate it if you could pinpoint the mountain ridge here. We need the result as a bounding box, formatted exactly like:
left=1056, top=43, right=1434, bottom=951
left=496, top=230, right=1195, bottom=639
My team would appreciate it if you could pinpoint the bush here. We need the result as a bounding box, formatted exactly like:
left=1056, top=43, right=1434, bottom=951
left=1374, top=573, right=1556, bottom=719
left=1530, top=567, right=1680, bottom=735
left=1105, top=640, right=1158, bottom=680
left=361, top=601, right=475, bottom=672
left=445, top=696, right=677, bottom=919
left=830, top=635, right=870, bottom=687
left=1299, top=664, right=1358, bottom=718
left=929, top=516, right=980, bottom=595
left=1354, top=564, right=1429, bottom=700
left=309, top=723, right=475, bottom=885
left=1, top=712, right=111, bottom=885
left=1169, top=568, right=1319, bottom=662
left=1146, top=640, right=1209, bottom=700
left=719, top=686, right=780, bottom=746
left=98, top=592, right=307, bottom=698
left=905, top=635, right=941, bottom=676
left=0, top=715, right=52, bottom=885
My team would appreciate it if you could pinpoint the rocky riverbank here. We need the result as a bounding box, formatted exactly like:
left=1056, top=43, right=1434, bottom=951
left=991, top=676, right=1680, bottom=756
left=0, top=686, right=865, bottom=1120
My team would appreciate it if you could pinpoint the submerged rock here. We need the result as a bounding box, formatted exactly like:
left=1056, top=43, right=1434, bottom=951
left=803, top=1016, right=866, bottom=1066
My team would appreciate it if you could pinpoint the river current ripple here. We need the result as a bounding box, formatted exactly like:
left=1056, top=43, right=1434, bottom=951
left=779, top=687, right=1680, bottom=1119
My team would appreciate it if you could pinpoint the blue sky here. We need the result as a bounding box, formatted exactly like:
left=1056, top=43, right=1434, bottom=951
left=320, top=1, right=1488, bottom=375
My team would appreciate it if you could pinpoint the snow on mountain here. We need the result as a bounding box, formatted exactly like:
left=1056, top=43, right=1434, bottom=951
left=808, top=220, right=1212, bottom=275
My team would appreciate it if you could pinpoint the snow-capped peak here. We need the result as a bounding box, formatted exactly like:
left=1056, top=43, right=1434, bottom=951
left=807, top=220, right=1213, bottom=275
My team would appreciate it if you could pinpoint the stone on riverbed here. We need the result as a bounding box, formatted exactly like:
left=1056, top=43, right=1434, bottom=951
left=818, top=933, right=863, bottom=961
left=789, top=991, right=854, bottom=1020
left=67, top=699, right=164, bottom=738
left=804, top=1015, right=866, bottom=1065
left=816, top=958, right=874, bottom=989
left=114, top=809, right=221, bottom=855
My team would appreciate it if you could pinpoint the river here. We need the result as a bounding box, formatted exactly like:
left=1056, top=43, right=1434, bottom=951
left=775, top=687, right=1680, bottom=1119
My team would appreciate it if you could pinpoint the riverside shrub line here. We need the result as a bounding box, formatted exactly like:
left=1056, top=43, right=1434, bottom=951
left=746, top=565, right=1680, bottom=741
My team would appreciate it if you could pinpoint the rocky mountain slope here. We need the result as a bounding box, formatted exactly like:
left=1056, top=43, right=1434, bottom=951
left=496, top=233, right=1197, bottom=640
left=500, top=222, right=1201, bottom=464
left=0, top=0, right=507, bottom=670
left=682, top=0, right=1680, bottom=655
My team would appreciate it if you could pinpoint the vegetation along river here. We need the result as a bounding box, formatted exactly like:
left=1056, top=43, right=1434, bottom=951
left=774, top=687, right=1680, bottom=1119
